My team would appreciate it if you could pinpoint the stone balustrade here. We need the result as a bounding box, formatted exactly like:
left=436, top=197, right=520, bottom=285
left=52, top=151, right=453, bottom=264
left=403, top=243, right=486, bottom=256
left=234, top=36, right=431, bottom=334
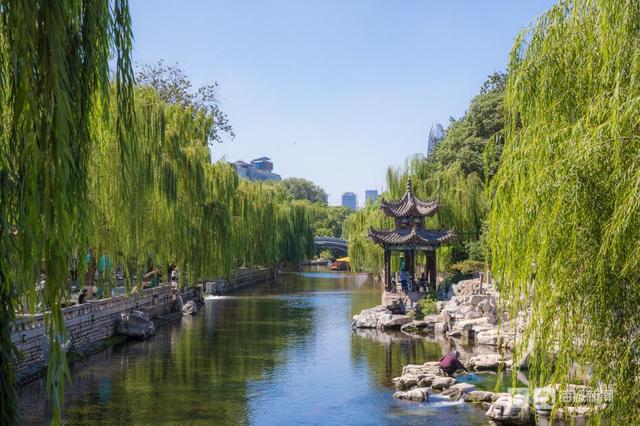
left=11, top=266, right=273, bottom=382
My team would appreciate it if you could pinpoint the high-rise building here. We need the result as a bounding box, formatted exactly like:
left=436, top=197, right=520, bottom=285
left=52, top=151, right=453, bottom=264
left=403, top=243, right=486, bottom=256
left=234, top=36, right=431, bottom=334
left=341, top=192, right=357, bottom=211
left=365, top=190, right=378, bottom=205
left=234, top=157, right=281, bottom=181
left=427, top=123, right=445, bottom=156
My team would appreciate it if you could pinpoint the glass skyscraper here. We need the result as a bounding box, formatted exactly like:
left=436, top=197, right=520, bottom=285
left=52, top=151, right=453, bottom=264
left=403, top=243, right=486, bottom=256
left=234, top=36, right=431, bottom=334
left=341, top=192, right=357, bottom=211
left=427, top=123, right=445, bottom=156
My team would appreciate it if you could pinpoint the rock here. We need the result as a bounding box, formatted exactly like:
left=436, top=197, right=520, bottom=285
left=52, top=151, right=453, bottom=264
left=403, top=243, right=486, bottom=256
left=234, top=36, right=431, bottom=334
left=401, top=362, right=440, bottom=376
left=464, top=390, right=497, bottom=404
left=469, top=354, right=512, bottom=371
left=447, top=330, right=462, bottom=338
left=115, top=310, right=155, bottom=338
left=434, top=321, right=448, bottom=334
left=485, top=393, right=533, bottom=425
left=442, top=382, right=476, bottom=399
left=379, top=314, right=412, bottom=330
left=477, top=298, right=496, bottom=314
left=475, top=330, right=506, bottom=347
left=452, top=317, right=490, bottom=333
left=464, top=310, right=485, bottom=320
left=393, top=375, right=418, bottom=390
left=182, top=300, right=198, bottom=316
left=465, top=294, right=490, bottom=306
left=401, top=320, right=430, bottom=332
left=393, top=388, right=429, bottom=402
left=423, top=314, right=444, bottom=324
left=350, top=305, right=412, bottom=330
left=431, top=376, right=456, bottom=391
left=417, top=375, right=436, bottom=387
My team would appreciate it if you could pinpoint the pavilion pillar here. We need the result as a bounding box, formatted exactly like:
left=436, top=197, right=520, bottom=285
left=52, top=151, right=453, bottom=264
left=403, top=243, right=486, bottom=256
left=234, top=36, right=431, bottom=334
left=410, top=249, right=415, bottom=292
left=384, top=249, right=391, bottom=292
left=429, top=250, right=437, bottom=290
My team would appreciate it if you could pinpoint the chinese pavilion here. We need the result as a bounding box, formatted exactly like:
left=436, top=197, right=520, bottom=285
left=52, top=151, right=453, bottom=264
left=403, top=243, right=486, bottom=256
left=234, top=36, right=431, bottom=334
left=368, top=178, right=454, bottom=293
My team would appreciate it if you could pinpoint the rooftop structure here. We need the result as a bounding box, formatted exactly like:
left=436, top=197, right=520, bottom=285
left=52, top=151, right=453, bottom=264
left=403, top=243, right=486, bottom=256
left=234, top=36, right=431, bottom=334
left=368, top=178, right=454, bottom=293
left=235, top=157, right=281, bottom=181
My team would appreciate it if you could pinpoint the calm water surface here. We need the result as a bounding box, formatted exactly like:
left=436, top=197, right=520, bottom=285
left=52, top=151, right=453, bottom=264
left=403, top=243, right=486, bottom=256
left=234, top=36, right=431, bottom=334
left=19, top=270, right=498, bottom=425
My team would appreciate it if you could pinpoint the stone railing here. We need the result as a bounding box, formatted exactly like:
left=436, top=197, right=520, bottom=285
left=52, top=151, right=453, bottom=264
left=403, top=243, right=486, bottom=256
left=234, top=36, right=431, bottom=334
left=204, top=266, right=274, bottom=295
left=12, top=266, right=274, bottom=381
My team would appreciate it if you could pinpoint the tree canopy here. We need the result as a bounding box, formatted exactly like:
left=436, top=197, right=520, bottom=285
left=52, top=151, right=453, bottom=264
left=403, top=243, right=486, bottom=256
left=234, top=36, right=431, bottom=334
left=345, top=72, right=504, bottom=273
left=487, top=0, right=640, bottom=422
left=0, top=9, right=315, bottom=425
left=278, top=177, right=328, bottom=205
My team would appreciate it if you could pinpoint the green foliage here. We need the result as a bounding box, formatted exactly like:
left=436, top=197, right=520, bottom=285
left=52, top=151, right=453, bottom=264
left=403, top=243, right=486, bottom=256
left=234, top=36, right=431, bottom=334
left=344, top=71, right=505, bottom=275
left=487, top=0, right=640, bottom=422
left=310, top=205, right=352, bottom=238
left=417, top=297, right=439, bottom=318
left=430, top=72, right=506, bottom=179
left=278, top=177, right=328, bottom=205
left=0, top=36, right=315, bottom=426
left=318, top=250, right=334, bottom=261
left=135, top=61, right=234, bottom=143
left=450, top=260, right=484, bottom=275
left=0, top=1, right=135, bottom=423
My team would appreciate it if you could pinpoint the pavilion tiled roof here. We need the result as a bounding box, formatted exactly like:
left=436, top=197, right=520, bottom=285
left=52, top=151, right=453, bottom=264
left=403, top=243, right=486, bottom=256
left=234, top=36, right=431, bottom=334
left=379, top=178, right=439, bottom=218
left=368, top=227, right=455, bottom=247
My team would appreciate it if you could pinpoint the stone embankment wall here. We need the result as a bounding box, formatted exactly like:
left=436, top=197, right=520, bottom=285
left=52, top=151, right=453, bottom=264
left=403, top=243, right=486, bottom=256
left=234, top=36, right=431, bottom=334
left=204, top=266, right=274, bottom=295
left=11, top=266, right=273, bottom=381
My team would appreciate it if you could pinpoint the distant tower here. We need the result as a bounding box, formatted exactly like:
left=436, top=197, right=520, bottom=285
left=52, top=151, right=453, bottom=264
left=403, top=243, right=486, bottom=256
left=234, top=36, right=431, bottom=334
left=341, top=192, right=357, bottom=211
left=365, top=190, right=378, bottom=205
left=427, top=123, right=445, bottom=156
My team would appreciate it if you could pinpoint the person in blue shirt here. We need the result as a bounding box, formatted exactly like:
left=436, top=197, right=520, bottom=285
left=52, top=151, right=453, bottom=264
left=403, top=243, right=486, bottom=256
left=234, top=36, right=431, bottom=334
left=399, top=270, right=408, bottom=292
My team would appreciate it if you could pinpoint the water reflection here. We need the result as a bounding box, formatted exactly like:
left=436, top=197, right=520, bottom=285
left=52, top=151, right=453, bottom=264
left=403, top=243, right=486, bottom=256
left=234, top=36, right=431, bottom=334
left=19, top=270, right=489, bottom=425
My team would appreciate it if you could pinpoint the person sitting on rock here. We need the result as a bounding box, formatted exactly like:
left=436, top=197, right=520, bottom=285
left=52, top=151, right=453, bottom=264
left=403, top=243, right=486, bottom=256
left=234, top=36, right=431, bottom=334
left=439, top=350, right=468, bottom=377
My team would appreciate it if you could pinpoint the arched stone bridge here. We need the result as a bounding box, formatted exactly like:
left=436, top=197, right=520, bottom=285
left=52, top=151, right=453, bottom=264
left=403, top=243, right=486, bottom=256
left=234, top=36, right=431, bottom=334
left=313, top=236, right=348, bottom=255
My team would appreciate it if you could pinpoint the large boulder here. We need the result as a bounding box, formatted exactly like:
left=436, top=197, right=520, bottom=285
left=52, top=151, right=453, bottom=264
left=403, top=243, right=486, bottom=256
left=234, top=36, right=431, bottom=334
left=430, top=376, right=457, bottom=391
left=464, top=390, right=497, bottom=404
left=434, top=321, right=449, bottom=334
left=182, top=300, right=198, bottom=316
left=401, top=320, right=431, bottom=332
left=380, top=314, right=412, bottom=330
left=485, top=393, right=533, bottom=425
left=351, top=306, right=390, bottom=328
left=351, top=305, right=411, bottom=330
left=393, top=387, right=429, bottom=402
left=442, top=382, right=476, bottom=399
left=452, top=317, right=491, bottom=332
left=469, top=353, right=512, bottom=371
left=115, top=310, right=155, bottom=338
left=475, top=330, right=507, bottom=347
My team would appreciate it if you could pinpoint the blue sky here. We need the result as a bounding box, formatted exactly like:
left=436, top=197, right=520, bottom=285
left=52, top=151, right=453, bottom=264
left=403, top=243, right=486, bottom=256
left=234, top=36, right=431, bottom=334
left=130, top=1, right=555, bottom=205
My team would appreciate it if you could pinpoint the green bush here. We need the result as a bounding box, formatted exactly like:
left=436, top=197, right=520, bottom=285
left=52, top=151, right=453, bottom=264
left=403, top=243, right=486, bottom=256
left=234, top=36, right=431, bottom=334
left=450, top=259, right=484, bottom=275
left=417, top=297, right=439, bottom=317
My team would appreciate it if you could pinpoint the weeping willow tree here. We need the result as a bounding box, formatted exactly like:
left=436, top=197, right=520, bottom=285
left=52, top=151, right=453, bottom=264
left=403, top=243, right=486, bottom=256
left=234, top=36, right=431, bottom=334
left=0, top=6, right=314, bottom=424
left=0, top=1, right=134, bottom=424
left=487, top=0, right=640, bottom=422
left=345, top=159, right=486, bottom=273
left=88, top=85, right=315, bottom=284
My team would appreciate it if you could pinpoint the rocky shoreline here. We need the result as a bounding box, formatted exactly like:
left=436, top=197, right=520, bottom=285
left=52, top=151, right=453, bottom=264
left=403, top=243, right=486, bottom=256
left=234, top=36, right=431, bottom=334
left=352, top=278, right=593, bottom=425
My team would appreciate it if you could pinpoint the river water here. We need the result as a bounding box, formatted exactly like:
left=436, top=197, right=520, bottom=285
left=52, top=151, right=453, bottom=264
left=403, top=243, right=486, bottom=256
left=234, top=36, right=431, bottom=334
left=19, top=270, right=505, bottom=425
